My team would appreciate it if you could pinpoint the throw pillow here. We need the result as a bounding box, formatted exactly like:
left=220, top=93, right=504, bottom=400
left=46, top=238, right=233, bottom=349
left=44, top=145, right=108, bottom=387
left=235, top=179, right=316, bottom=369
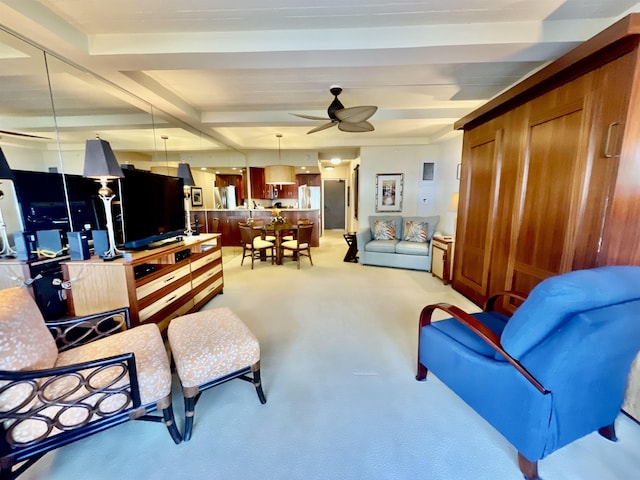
left=403, top=221, right=428, bottom=242
left=373, top=220, right=396, bottom=240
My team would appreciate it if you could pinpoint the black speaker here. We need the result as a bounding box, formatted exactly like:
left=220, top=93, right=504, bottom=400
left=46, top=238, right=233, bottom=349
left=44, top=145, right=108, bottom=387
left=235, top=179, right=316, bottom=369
left=13, top=232, right=38, bottom=260
left=36, top=229, right=63, bottom=256
left=92, top=230, right=109, bottom=257
left=67, top=231, right=91, bottom=260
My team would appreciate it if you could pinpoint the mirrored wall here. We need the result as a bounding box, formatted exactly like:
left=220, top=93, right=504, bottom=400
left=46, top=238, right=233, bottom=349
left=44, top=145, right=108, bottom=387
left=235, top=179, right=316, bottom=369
left=0, top=25, right=244, bottom=241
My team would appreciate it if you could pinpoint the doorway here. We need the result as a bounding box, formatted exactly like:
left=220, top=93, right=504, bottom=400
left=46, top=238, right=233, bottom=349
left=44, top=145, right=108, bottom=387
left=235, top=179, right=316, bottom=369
left=323, top=179, right=346, bottom=230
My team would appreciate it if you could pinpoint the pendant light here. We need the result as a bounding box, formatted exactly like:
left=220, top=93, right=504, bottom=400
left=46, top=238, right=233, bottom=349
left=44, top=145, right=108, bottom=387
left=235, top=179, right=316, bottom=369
left=265, top=133, right=295, bottom=185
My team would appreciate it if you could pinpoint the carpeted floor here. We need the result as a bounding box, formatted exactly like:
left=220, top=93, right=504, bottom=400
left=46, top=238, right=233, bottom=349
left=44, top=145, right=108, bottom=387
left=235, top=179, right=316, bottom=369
left=21, top=231, right=640, bottom=479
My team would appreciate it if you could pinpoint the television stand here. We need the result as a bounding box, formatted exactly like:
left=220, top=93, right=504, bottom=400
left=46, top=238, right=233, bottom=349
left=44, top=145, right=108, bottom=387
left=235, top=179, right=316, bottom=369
left=62, top=233, right=224, bottom=334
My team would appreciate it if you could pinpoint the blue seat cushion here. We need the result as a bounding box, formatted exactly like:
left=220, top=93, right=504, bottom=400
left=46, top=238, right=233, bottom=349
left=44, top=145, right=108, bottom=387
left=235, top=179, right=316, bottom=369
left=429, top=311, right=510, bottom=358
left=364, top=239, right=399, bottom=253
left=395, top=240, right=429, bottom=255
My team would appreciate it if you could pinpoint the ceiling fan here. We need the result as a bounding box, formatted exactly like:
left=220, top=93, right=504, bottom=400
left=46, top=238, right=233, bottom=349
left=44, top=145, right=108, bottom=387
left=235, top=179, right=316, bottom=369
left=292, top=86, right=377, bottom=134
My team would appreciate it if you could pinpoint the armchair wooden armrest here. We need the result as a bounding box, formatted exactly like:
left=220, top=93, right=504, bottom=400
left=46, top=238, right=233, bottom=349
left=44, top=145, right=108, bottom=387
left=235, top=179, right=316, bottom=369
left=483, top=291, right=528, bottom=313
left=418, top=302, right=549, bottom=394
left=46, top=307, right=130, bottom=352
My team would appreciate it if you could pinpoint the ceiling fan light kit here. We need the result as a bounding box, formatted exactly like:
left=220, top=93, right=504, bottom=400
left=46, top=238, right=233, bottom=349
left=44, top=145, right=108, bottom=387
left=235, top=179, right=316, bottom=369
left=292, top=86, right=378, bottom=134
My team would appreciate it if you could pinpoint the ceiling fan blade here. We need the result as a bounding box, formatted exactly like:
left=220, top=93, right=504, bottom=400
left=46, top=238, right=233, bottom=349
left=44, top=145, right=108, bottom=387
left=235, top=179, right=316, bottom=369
left=335, top=106, right=378, bottom=123
left=0, top=129, right=51, bottom=140
left=290, top=113, right=331, bottom=121
left=338, top=121, right=374, bottom=133
left=307, top=121, right=337, bottom=134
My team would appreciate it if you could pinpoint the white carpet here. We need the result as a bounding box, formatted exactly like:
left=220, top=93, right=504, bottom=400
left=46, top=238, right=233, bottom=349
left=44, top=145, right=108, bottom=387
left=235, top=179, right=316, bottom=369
left=21, top=231, right=640, bottom=479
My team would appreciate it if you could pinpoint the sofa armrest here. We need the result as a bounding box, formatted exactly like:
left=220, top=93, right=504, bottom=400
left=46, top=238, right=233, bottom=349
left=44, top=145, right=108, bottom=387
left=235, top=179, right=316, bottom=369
left=356, top=229, right=372, bottom=249
left=46, top=307, right=131, bottom=352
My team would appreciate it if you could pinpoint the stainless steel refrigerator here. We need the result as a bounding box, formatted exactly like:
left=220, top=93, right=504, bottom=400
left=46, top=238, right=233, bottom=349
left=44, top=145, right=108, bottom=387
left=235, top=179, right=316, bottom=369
left=298, top=185, right=321, bottom=210
left=213, top=186, right=237, bottom=209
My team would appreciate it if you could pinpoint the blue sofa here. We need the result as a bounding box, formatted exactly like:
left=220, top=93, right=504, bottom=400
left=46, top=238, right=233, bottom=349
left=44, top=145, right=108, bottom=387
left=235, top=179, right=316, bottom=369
left=356, top=215, right=439, bottom=271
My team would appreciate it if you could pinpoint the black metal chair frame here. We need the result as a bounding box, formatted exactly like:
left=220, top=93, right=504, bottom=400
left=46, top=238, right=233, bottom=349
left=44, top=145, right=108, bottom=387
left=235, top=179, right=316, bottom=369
left=1, top=308, right=182, bottom=480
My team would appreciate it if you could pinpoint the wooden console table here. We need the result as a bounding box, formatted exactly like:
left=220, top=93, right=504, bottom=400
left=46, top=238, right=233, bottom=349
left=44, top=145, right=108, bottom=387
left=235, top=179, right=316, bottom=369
left=62, top=234, right=223, bottom=334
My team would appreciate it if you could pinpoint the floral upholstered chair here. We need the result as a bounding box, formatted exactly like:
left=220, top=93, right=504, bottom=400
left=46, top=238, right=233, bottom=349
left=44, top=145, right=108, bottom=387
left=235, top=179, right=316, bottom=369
left=0, top=287, right=182, bottom=479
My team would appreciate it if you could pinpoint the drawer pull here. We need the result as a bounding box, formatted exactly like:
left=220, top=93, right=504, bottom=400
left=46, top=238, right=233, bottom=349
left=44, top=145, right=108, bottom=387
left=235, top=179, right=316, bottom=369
left=165, top=295, right=177, bottom=304
left=164, top=276, right=176, bottom=283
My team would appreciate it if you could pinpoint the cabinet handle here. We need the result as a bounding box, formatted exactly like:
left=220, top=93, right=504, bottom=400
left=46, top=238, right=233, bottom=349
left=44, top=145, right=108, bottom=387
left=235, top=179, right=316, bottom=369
left=604, top=122, right=621, bottom=158
left=165, top=295, right=177, bottom=304
left=164, top=276, right=176, bottom=283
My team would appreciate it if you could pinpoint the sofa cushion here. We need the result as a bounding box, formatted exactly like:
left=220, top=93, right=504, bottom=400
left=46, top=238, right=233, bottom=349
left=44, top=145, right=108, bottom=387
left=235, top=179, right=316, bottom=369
left=395, top=240, right=430, bottom=255
left=365, top=239, right=399, bottom=253
left=402, top=216, right=439, bottom=241
left=369, top=216, right=402, bottom=240
left=403, top=220, right=429, bottom=242
left=372, top=220, right=396, bottom=240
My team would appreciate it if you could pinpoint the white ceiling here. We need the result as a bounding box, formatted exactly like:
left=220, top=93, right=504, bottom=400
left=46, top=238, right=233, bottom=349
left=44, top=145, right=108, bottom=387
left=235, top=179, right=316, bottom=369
left=1, top=0, right=640, bottom=162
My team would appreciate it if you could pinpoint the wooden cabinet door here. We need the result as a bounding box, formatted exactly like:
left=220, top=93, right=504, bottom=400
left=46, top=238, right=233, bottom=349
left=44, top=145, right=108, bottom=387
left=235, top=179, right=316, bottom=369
left=250, top=167, right=266, bottom=199
left=505, top=74, right=595, bottom=296
left=453, top=120, right=504, bottom=306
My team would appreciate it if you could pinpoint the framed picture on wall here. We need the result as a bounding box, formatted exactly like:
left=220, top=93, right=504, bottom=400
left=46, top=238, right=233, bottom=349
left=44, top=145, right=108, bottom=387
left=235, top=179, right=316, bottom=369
left=191, top=187, right=203, bottom=207
left=375, top=173, right=403, bottom=212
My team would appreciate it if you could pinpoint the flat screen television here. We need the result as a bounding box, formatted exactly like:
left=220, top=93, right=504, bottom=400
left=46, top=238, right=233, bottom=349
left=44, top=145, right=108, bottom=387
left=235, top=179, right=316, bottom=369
left=116, top=168, right=185, bottom=249
left=12, top=170, right=103, bottom=235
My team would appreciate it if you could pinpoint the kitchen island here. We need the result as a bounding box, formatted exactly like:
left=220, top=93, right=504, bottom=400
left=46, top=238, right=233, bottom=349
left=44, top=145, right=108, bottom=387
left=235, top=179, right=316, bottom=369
left=191, top=209, right=320, bottom=247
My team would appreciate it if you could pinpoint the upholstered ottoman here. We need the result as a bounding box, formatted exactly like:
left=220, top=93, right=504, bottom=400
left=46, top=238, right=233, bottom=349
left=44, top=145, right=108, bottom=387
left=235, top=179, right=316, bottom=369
left=167, top=307, right=266, bottom=441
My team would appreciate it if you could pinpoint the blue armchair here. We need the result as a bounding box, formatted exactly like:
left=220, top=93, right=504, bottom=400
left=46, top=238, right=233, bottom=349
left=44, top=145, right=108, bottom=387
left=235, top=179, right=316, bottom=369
left=416, top=266, right=640, bottom=480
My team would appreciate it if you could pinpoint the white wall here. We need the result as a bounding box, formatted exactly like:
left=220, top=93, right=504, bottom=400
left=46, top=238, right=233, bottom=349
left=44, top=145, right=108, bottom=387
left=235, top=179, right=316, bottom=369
left=358, top=134, right=463, bottom=234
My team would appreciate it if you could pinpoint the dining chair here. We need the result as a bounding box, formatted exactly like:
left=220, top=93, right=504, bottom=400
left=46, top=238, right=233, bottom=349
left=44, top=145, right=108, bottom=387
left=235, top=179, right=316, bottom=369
left=280, top=223, right=314, bottom=269
left=247, top=218, right=276, bottom=242
left=239, top=223, right=274, bottom=269
left=282, top=218, right=311, bottom=242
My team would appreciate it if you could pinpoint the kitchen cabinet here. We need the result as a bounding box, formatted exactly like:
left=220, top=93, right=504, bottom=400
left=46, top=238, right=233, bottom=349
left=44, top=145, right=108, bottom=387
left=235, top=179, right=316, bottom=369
left=249, top=167, right=272, bottom=199
left=297, top=174, right=321, bottom=186
left=453, top=14, right=640, bottom=309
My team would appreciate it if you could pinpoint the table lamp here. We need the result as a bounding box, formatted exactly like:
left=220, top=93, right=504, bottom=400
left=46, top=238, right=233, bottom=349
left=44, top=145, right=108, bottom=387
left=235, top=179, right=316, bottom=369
left=177, top=162, right=196, bottom=236
left=0, top=147, right=17, bottom=257
left=83, top=138, right=124, bottom=260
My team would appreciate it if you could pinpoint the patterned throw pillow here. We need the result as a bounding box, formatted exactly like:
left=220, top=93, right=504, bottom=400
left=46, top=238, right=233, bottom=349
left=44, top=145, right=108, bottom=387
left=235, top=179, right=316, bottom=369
left=373, top=220, right=396, bottom=240
left=404, top=221, right=428, bottom=242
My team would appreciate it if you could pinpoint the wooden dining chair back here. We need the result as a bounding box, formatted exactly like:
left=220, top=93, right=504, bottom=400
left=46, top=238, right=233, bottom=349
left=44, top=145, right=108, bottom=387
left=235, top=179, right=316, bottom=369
left=282, top=218, right=311, bottom=242
left=280, top=223, right=314, bottom=269
left=239, top=224, right=274, bottom=269
left=247, top=218, right=275, bottom=242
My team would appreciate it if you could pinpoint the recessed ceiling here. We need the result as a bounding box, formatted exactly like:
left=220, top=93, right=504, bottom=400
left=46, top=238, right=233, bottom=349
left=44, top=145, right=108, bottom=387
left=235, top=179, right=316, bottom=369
left=1, top=0, right=639, bottom=160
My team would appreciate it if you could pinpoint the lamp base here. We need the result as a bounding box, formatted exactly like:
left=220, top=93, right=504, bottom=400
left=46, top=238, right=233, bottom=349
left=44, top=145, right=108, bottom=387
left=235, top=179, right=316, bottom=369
left=100, top=252, right=124, bottom=262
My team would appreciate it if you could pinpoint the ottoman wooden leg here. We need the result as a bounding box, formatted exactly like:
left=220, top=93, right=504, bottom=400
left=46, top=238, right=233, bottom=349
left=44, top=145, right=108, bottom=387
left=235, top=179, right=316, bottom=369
left=252, top=363, right=267, bottom=404
left=183, top=390, right=198, bottom=442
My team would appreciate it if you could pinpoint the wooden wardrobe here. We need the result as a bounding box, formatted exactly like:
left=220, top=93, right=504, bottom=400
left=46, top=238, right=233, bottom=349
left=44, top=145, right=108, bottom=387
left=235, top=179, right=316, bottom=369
left=453, top=13, right=640, bottom=309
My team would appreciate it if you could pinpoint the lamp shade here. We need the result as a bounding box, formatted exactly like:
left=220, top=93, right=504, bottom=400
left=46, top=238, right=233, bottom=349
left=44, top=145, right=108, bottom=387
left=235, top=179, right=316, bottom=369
left=448, top=192, right=459, bottom=212
left=0, top=147, right=15, bottom=181
left=83, top=138, right=124, bottom=179
left=265, top=165, right=296, bottom=185
left=177, top=162, right=196, bottom=187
